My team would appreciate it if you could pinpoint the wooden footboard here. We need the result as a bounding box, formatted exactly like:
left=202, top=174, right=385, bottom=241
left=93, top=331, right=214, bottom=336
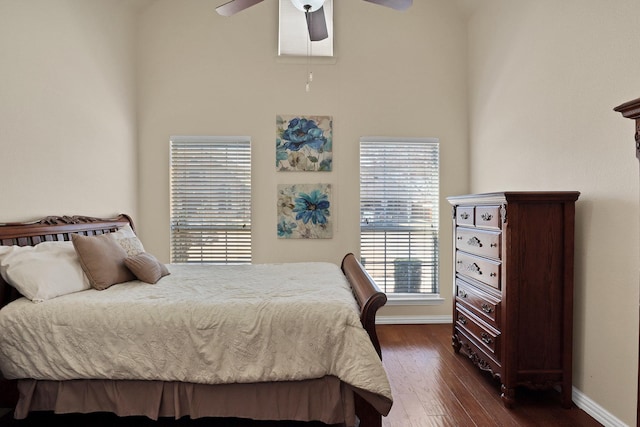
left=341, top=253, right=388, bottom=427
left=341, top=253, right=387, bottom=359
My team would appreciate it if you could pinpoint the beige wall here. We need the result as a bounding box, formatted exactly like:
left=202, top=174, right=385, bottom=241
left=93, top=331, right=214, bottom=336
left=467, top=0, right=640, bottom=424
left=0, top=0, right=139, bottom=221
left=136, top=0, right=470, bottom=319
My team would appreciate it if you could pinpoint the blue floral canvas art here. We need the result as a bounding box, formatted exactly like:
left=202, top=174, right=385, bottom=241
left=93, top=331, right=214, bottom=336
left=277, top=184, right=332, bottom=239
left=276, top=115, right=333, bottom=172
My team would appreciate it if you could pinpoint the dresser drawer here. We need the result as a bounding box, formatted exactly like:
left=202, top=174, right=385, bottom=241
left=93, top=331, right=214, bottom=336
left=455, top=227, right=501, bottom=259
left=455, top=307, right=501, bottom=358
left=454, top=327, right=501, bottom=374
left=455, top=206, right=474, bottom=226
left=474, top=205, right=501, bottom=230
left=455, top=279, right=501, bottom=327
left=455, top=251, right=501, bottom=289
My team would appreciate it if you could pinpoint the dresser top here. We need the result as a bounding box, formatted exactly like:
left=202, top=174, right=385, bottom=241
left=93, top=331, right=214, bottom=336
left=447, top=191, right=580, bottom=205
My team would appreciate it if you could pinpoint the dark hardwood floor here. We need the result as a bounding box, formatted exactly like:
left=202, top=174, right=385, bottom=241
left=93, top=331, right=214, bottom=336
left=0, top=324, right=602, bottom=427
left=378, top=324, right=602, bottom=427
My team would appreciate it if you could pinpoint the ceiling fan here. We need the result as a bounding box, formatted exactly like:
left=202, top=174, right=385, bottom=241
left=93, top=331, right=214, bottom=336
left=215, top=0, right=413, bottom=42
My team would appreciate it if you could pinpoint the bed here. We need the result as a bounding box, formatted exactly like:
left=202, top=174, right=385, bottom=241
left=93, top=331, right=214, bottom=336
left=0, top=214, right=392, bottom=427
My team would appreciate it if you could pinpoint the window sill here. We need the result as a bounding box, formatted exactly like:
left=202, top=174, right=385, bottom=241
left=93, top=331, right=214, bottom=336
left=385, top=293, right=445, bottom=306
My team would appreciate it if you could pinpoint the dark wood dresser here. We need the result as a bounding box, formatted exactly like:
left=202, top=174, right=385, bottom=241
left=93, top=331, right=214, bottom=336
left=447, top=191, right=579, bottom=408
left=614, top=96, right=640, bottom=426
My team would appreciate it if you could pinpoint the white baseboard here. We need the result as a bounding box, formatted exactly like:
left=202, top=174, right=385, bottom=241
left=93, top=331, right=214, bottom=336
left=572, top=387, right=628, bottom=427
left=375, top=319, right=628, bottom=426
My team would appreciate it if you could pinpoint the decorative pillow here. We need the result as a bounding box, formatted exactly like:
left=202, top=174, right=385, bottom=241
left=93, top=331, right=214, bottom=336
left=71, top=233, right=136, bottom=290
left=111, top=224, right=145, bottom=256
left=124, top=252, right=170, bottom=284
left=0, top=241, right=90, bottom=303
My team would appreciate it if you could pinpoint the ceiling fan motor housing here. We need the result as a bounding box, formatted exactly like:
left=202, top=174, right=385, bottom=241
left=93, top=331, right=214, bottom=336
left=290, top=0, right=325, bottom=13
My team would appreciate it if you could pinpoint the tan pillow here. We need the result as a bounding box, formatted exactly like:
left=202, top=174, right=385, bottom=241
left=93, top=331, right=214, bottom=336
left=71, top=233, right=136, bottom=290
left=124, top=252, right=170, bottom=284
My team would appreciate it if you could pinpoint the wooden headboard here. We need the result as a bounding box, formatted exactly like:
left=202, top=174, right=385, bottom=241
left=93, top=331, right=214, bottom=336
left=0, top=214, right=134, bottom=308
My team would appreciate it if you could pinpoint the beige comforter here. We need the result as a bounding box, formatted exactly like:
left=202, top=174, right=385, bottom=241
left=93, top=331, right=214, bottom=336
left=0, top=262, right=392, bottom=407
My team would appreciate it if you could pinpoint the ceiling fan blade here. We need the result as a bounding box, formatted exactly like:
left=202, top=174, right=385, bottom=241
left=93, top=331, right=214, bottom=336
left=363, top=0, right=412, bottom=11
left=216, top=0, right=265, bottom=16
left=306, top=7, right=328, bottom=42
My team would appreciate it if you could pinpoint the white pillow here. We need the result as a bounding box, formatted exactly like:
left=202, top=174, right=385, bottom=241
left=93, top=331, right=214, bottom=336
left=111, top=224, right=145, bottom=256
left=0, top=241, right=90, bottom=303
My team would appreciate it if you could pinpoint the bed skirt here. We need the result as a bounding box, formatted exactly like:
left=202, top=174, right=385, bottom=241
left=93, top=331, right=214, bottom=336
left=15, top=376, right=359, bottom=426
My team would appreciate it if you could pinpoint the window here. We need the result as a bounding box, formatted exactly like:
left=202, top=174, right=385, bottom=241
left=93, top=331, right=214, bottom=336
left=170, top=136, right=251, bottom=264
left=360, top=137, right=439, bottom=296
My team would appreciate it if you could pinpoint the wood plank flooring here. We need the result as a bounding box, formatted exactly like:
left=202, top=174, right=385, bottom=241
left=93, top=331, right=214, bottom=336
left=378, top=324, right=602, bottom=427
left=0, top=324, right=602, bottom=427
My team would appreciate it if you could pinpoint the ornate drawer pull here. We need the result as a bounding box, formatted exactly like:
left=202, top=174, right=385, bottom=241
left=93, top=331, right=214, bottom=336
left=457, top=236, right=462, bottom=240
left=458, top=290, right=467, bottom=298
left=481, top=303, right=493, bottom=314
left=481, top=333, right=493, bottom=345
left=460, top=212, right=470, bottom=220
left=481, top=212, right=493, bottom=221
left=467, top=237, right=482, bottom=247
left=458, top=315, right=467, bottom=325
left=490, top=243, right=498, bottom=248
left=466, top=262, right=482, bottom=275
left=490, top=272, right=497, bottom=277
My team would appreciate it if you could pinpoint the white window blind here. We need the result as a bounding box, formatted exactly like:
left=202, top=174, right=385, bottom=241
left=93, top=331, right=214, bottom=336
left=170, top=136, right=251, bottom=264
left=360, top=137, right=439, bottom=294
